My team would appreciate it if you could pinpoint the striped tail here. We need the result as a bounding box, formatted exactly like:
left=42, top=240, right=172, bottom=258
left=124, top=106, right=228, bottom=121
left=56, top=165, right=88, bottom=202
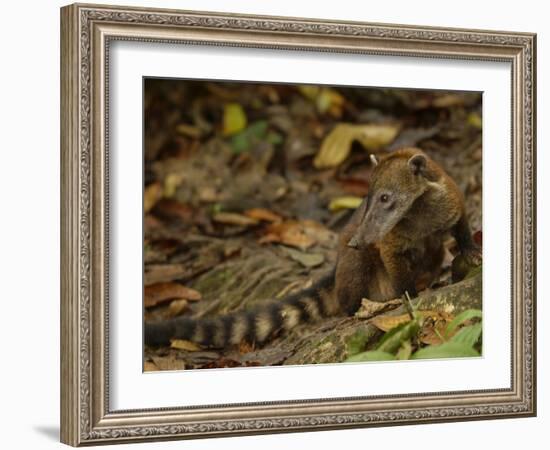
left=145, top=273, right=336, bottom=348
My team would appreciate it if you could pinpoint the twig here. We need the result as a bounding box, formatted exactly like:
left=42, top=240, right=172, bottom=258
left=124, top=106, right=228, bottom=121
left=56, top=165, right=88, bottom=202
left=402, top=291, right=416, bottom=321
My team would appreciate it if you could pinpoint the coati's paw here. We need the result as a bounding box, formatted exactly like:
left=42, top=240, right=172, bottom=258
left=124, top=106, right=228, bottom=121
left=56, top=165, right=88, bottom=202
left=462, top=246, right=482, bottom=267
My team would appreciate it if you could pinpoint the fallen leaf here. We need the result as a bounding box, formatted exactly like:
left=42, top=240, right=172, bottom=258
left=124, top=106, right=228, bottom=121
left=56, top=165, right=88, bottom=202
left=328, top=196, right=363, bottom=212
left=355, top=298, right=402, bottom=320
left=467, top=112, right=482, bottom=129
left=170, top=339, right=202, bottom=352
left=370, top=310, right=452, bottom=332
left=144, top=182, right=162, bottom=213
left=282, top=247, right=325, bottom=268
left=198, top=186, right=219, bottom=203
left=230, top=120, right=269, bottom=153
left=163, top=173, right=184, bottom=198
left=168, top=299, right=189, bottom=317
left=298, top=85, right=345, bottom=117
left=370, top=314, right=412, bottom=332
left=144, top=361, right=159, bottom=372
left=144, top=282, right=201, bottom=308
left=314, top=123, right=399, bottom=169
left=175, top=123, right=202, bottom=138
left=259, top=221, right=316, bottom=250
left=223, top=103, right=247, bottom=136
left=152, top=199, right=194, bottom=223
left=212, top=212, right=259, bottom=227
left=244, top=208, right=283, bottom=223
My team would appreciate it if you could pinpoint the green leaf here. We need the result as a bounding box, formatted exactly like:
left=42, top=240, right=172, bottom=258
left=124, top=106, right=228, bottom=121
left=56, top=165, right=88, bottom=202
left=411, top=342, right=480, bottom=360
left=266, top=130, right=283, bottom=146
left=345, top=329, right=371, bottom=357
left=465, top=264, right=482, bottom=280
left=230, top=120, right=269, bottom=153
left=345, top=350, right=396, bottom=363
left=230, top=133, right=249, bottom=154
left=449, top=323, right=482, bottom=348
left=396, top=340, right=413, bottom=360
left=445, top=309, right=482, bottom=337
left=247, top=120, right=269, bottom=138
left=376, top=319, right=420, bottom=354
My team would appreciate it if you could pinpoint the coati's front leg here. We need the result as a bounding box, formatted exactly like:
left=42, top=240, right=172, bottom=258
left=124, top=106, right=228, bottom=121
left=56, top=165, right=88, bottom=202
left=379, top=245, right=418, bottom=298
left=453, top=214, right=482, bottom=266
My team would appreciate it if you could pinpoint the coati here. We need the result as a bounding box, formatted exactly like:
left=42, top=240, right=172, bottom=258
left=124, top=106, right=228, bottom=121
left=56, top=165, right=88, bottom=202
left=145, top=147, right=481, bottom=348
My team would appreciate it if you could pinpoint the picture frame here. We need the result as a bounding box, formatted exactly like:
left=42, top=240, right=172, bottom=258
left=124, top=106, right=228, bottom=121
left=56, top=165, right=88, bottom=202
left=60, top=2, right=536, bottom=446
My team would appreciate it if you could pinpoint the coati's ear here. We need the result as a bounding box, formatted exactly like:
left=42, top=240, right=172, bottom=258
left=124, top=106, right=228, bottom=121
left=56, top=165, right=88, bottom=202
left=408, top=154, right=427, bottom=176
left=370, top=154, right=378, bottom=167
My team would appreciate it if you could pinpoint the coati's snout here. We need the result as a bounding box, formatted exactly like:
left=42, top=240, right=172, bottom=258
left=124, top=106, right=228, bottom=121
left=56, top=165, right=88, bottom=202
left=347, top=191, right=404, bottom=249
left=347, top=151, right=432, bottom=250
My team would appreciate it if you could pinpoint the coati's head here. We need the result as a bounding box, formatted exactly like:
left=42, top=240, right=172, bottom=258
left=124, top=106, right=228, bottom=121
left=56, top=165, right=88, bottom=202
left=347, top=148, right=440, bottom=249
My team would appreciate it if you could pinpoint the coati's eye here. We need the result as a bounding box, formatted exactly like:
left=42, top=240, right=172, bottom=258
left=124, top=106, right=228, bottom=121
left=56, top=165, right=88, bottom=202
left=380, top=194, right=389, bottom=203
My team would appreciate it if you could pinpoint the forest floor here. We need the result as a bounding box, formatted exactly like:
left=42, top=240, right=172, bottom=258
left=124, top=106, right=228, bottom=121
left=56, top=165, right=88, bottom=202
left=143, top=80, right=482, bottom=371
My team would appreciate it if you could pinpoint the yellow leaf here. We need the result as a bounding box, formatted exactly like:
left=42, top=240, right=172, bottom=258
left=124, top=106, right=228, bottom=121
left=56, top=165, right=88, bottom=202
left=222, top=103, right=247, bottom=136
left=168, top=299, right=189, bottom=317
left=144, top=182, right=162, bottom=213
left=314, top=123, right=399, bottom=169
left=298, top=85, right=345, bottom=117
left=328, top=196, right=363, bottom=212
left=170, top=339, right=202, bottom=352
left=467, top=112, right=482, bottom=129
left=163, top=173, right=184, bottom=198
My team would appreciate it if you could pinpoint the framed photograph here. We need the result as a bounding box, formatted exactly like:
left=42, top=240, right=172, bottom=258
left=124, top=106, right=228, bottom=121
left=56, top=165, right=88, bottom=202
left=60, top=3, right=536, bottom=446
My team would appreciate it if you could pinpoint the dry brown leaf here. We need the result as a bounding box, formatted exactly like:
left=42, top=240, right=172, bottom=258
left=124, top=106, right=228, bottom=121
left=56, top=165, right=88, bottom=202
left=144, top=182, right=162, bottom=213
left=212, top=212, right=259, bottom=227
left=152, top=199, right=194, bottom=223
left=418, top=310, right=455, bottom=345
left=314, top=123, right=399, bottom=169
left=244, top=208, right=283, bottom=223
left=370, top=313, right=412, bottom=332
left=170, top=339, right=202, bottom=352
left=369, top=310, right=453, bottom=332
left=144, top=282, right=202, bottom=308
left=175, top=123, right=202, bottom=138
left=259, top=221, right=316, bottom=250
left=144, top=361, right=159, bottom=372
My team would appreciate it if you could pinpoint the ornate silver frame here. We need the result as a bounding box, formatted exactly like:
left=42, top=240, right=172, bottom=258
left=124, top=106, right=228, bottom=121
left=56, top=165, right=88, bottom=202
left=60, top=3, right=536, bottom=446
